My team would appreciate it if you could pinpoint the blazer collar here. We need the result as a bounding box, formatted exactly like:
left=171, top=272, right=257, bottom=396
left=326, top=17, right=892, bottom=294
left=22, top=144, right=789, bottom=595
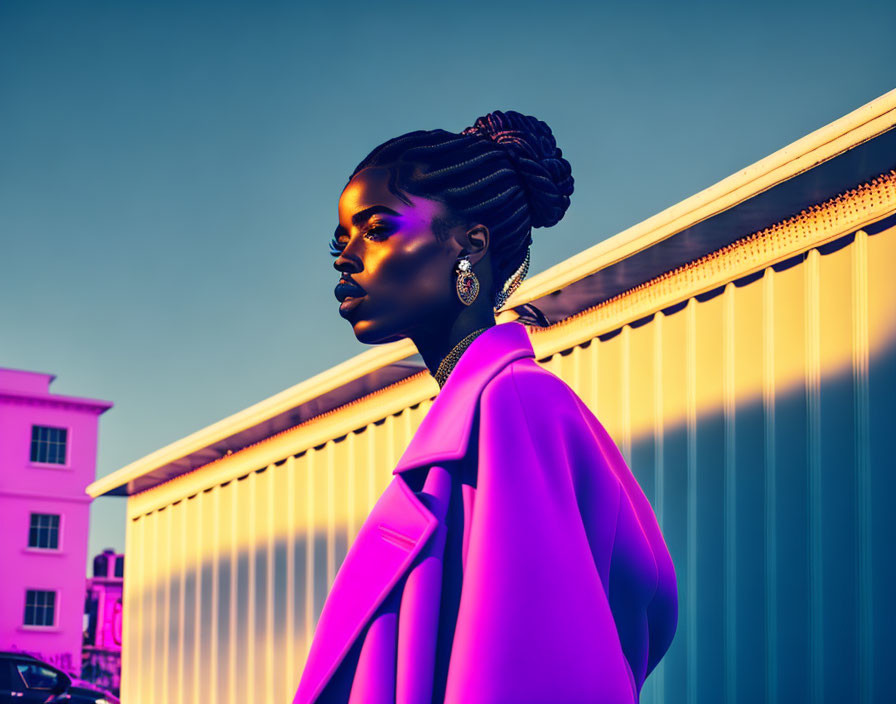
left=393, top=320, right=535, bottom=475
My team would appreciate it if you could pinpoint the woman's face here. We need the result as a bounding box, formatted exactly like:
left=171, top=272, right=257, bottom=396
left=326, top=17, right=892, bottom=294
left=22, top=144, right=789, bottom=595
left=332, top=166, right=462, bottom=344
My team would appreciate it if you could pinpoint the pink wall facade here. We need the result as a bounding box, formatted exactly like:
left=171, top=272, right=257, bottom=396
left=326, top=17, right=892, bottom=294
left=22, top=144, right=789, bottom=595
left=0, top=367, right=112, bottom=674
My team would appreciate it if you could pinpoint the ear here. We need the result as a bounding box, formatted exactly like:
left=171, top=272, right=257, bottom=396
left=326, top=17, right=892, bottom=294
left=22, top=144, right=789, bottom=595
left=454, top=224, right=490, bottom=268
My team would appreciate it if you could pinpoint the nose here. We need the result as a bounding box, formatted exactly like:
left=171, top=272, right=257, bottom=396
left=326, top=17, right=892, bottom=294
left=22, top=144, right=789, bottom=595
left=333, top=249, right=361, bottom=274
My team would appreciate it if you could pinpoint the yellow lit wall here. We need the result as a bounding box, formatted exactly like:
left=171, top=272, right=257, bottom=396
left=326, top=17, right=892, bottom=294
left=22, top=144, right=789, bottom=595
left=118, top=170, right=896, bottom=702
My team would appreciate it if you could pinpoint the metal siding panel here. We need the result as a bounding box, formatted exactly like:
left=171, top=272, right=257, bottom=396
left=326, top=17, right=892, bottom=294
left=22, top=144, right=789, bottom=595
left=850, top=230, right=872, bottom=704
left=346, top=431, right=359, bottom=550
left=268, top=462, right=291, bottom=703
left=331, top=439, right=350, bottom=582
left=620, top=327, right=633, bottom=467
left=140, top=515, right=149, bottom=704
left=193, top=491, right=210, bottom=704
left=761, top=270, right=779, bottom=704
left=373, top=417, right=389, bottom=495
left=219, top=480, right=237, bottom=704
left=693, top=293, right=726, bottom=704
left=290, top=453, right=311, bottom=677
left=568, top=342, right=584, bottom=397
left=189, top=492, right=206, bottom=701
left=234, top=474, right=252, bottom=704
left=283, top=455, right=299, bottom=701
left=158, top=507, right=171, bottom=703
left=308, top=448, right=328, bottom=652
left=865, top=224, right=896, bottom=704
left=627, top=320, right=660, bottom=704
left=565, top=347, right=578, bottom=397
left=806, top=249, right=824, bottom=704
left=627, top=320, right=657, bottom=504
left=326, top=443, right=336, bottom=590
left=384, top=413, right=399, bottom=484
left=365, top=422, right=378, bottom=515
left=851, top=231, right=872, bottom=704
left=817, top=242, right=861, bottom=701
left=172, top=499, right=188, bottom=704
left=122, top=510, right=141, bottom=702
left=536, top=350, right=557, bottom=378
left=581, top=341, right=599, bottom=411
left=251, top=468, right=273, bottom=704
left=722, top=284, right=737, bottom=704
left=730, top=277, right=768, bottom=704
left=152, top=510, right=162, bottom=704
left=597, top=332, right=625, bottom=457
left=639, top=314, right=666, bottom=704
left=771, top=260, right=812, bottom=703
left=590, top=340, right=600, bottom=415
left=207, top=486, right=221, bottom=703
left=656, top=306, right=690, bottom=704
left=302, top=450, right=315, bottom=663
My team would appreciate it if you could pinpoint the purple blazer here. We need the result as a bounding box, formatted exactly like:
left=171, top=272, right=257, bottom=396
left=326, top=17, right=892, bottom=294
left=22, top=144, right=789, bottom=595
left=293, top=321, right=678, bottom=704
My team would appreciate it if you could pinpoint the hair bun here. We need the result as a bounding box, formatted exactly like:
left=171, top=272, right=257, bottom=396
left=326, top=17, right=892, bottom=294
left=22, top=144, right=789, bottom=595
left=461, top=110, right=574, bottom=228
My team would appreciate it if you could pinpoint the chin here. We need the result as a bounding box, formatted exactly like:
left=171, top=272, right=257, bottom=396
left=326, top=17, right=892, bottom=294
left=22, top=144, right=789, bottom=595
left=349, top=317, right=407, bottom=346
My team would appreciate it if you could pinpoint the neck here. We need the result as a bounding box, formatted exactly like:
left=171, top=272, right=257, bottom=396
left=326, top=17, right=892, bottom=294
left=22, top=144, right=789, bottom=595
left=410, top=308, right=496, bottom=382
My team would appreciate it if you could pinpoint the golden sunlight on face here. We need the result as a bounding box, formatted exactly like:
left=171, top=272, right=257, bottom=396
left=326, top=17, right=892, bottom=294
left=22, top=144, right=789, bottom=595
left=332, top=167, right=459, bottom=344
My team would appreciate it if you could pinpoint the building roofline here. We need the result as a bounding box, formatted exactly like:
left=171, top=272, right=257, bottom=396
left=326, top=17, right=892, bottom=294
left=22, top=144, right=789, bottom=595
left=0, top=367, right=57, bottom=382
left=0, top=390, right=113, bottom=413
left=87, top=87, right=896, bottom=499
left=87, top=344, right=426, bottom=497
left=510, top=87, right=896, bottom=321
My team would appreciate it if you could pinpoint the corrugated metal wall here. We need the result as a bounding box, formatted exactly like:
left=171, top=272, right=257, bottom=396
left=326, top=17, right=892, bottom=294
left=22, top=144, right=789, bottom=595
left=537, top=223, right=896, bottom=704
left=121, top=219, right=896, bottom=704
left=122, top=401, right=434, bottom=703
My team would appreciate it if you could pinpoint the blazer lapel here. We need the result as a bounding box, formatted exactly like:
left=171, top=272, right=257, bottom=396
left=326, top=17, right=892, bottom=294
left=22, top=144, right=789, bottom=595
left=392, top=321, right=535, bottom=475
left=294, top=474, right=437, bottom=704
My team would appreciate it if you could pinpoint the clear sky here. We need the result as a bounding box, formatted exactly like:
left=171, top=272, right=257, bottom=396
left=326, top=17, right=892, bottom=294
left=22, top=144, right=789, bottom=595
left=1, top=0, right=894, bottom=570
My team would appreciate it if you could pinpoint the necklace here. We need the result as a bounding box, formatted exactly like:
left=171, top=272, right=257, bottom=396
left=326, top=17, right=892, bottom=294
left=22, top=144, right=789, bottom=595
left=434, top=326, right=491, bottom=388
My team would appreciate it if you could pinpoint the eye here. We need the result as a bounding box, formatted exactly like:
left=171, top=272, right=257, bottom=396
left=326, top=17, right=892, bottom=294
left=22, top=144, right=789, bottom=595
left=364, top=225, right=390, bottom=241
left=328, top=226, right=391, bottom=257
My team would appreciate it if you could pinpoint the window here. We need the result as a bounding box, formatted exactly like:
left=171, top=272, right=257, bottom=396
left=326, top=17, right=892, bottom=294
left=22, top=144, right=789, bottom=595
left=23, top=589, right=56, bottom=627
left=15, top=662, right=64, bottom=690
left=114, top=555, right=124, bottom=578
left=30, top=425, right=68, bottom=465
left=28, top=513, right=60, bottom=550
left=93, top=552, right=109, bottom=577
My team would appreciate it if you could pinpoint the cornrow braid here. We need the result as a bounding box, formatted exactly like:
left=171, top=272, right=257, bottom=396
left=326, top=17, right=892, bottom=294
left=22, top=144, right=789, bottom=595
left=346, top=111, right=574, bottom=312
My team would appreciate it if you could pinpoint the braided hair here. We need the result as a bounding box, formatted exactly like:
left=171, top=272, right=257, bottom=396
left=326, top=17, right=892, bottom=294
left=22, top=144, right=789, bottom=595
left=340, top=110, right=574, bottom=314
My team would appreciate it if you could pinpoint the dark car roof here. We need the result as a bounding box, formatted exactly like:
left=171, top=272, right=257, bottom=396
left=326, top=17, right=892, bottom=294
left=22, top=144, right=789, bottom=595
left=0, top=652, right=41, bottom=660
left=67, top=685, right=120, bottom=703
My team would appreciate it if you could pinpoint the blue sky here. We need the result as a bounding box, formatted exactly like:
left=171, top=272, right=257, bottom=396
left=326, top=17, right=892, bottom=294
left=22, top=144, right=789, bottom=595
left=1, top=0, right=894, bottom=568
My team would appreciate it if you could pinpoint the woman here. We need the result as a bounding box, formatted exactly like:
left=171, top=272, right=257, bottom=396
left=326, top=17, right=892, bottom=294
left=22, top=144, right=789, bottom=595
left=294, top=111, right=678, bottom=704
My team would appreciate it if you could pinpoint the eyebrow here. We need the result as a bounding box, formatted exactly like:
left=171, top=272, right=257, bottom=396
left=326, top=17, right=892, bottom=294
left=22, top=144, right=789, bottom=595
left=334, top=205, right=401, bottom=238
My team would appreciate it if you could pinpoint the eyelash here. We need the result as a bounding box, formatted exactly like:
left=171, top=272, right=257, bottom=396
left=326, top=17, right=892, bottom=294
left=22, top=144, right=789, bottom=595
left=329, top=226, right=390, bottom=257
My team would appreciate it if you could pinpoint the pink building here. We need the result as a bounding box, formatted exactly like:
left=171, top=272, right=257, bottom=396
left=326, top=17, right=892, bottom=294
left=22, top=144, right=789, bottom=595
left=0, top=367, right=113, bottom=674
left=83, top=549, right=124, bottom=694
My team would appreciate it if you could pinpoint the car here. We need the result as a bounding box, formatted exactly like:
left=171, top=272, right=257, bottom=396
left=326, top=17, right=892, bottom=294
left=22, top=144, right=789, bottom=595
left=55, top=673, right=118, bottom=704
left=54, top=683, right=120, bottom=704
left=0, top=651, right=71, bottom=703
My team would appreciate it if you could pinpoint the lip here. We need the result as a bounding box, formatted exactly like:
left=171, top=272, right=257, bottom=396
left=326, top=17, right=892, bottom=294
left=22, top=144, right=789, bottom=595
left=339, top=296, right=365, bottom=317
left=335, top=280, right=366, bottom=302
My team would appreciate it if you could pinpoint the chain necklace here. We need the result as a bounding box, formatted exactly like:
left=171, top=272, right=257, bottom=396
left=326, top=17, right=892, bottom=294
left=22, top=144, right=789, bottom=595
left=434, top=326, right=491, bottom=388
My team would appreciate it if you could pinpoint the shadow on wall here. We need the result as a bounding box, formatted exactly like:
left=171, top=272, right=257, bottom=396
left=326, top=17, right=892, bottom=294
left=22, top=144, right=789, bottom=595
left=123, top=333, right=896, bottom=704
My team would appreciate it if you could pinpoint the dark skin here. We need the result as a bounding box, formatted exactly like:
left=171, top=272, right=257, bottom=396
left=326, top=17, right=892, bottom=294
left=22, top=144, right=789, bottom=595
left=332, top=166, right=497, bottom=378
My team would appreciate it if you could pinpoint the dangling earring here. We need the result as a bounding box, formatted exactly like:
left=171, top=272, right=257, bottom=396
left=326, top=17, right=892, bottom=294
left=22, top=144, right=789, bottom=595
left=455, top=256, right=480, bottom=306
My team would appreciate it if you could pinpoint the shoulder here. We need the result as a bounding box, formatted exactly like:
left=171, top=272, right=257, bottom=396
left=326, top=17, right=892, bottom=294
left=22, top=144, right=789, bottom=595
left=481, top=357, right=585, bottom=428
